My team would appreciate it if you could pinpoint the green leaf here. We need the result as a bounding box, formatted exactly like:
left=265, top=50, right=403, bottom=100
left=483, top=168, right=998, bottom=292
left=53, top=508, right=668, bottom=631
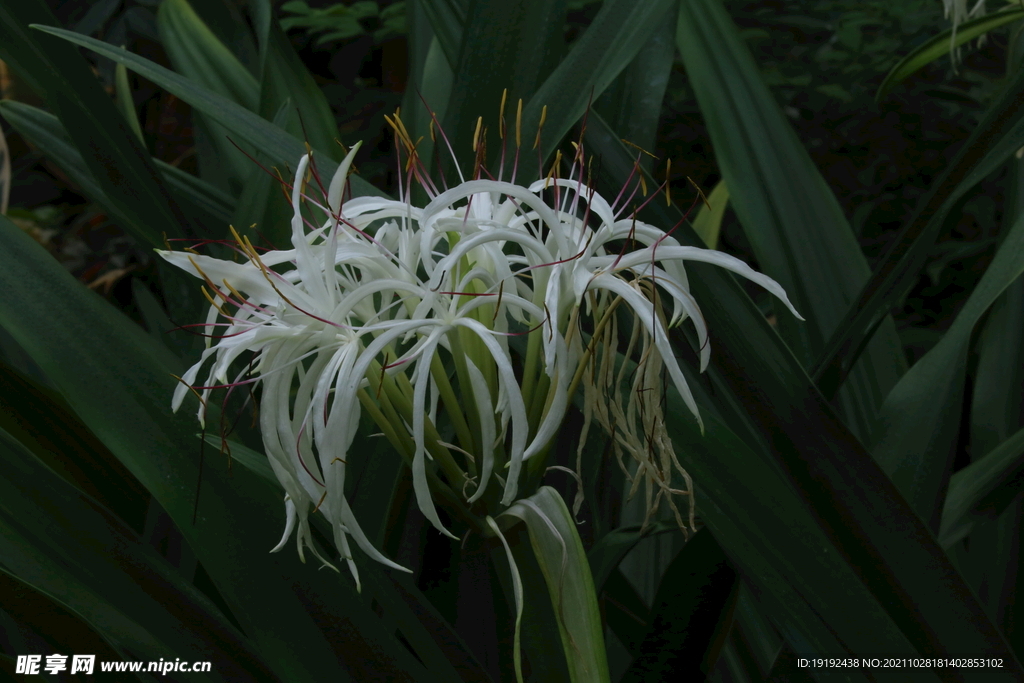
left=500, top=487, right=610, bottom=683
left=663, top=390, right=923, bottom=676
left=691, top=179, right=729, bottom=250
left=438, top=0, right=569, bottom=182
left=132, top=279, right=182, bottom=362
left=0, top=0, right=195, bottom=248
left=0, top=569, right=123, bottom=669
left=419, top=0, right=677, bottom=184
left=603, top=567, right=650, bottom=658
left=877, top=8, right=1024, bottom=102
left=594, top=3, right=677, bottom=174
left=732, top=586, right=783, bottom=678
left=189, top=0, right=260, bottom=75
left=254, top=0, right=340, bottom=158
left=963, top=130, right=1024, bottom=632
left=582, top=111, right=1023, bottom=674
left=0, top=359, right=149, bottom=532
left=939, top=426, right=1024, bottom=548
left=158, top=0, right=261, bottom=191
left=520, top=0, right=677, bottom=182
left=201, top=435, right=279, bottom=488
left=367, top=568, right=497, bottom=683
left=418, top=0, right=467, bottom=70
left=0, top=100, right=235, bottom=230
left=212, top=426, right=491, bottom=681
left=676, top=0, right=907, bottom=443
left=0, top=428, right=274, bottom=679
left=34, top=26, right=387, bottom=201
left=813, top=56, right=1024, bottom=401
left=159, top=0, right=259, bottom=110
left=232, top=101, right=300, bottom=249
left=114, top=61, right=145, bottom=144
left=873, top=208, right=1024, bottom=530
left=0, top=214, right=434, bottom=682
left=586, top=521, right=678, bottom=596
left=620, top=529, right=739, bottom=682
left=400, top=0, right=453, bottom=198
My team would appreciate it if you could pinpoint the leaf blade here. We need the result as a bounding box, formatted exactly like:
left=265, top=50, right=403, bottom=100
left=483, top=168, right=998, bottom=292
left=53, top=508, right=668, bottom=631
left=34, top=26, right=386, bottom=201
left=502, top=487, right=610, bottom=683
left=876, top=9, right=1024, bottom=102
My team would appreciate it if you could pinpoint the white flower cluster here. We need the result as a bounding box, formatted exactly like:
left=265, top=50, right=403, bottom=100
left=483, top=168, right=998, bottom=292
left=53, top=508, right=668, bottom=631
left=160, top=141, right=801, bottom=587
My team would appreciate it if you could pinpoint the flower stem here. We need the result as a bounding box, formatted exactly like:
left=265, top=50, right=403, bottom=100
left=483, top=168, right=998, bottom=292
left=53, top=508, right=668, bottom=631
left=357, top=388, right=480, bottom=530
left=430, top=353, right=477, bottom=475
left=368, top=358, right=470, bottom=493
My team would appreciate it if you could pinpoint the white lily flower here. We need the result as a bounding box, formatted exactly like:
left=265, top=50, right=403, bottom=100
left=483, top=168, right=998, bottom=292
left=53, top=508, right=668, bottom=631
left=159, top=108, right=801, bottom=585
left=941, top=0, right=990, bottom=66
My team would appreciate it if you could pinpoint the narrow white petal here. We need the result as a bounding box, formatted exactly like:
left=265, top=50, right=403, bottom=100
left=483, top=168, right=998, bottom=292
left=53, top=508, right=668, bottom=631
left=328, top=141, right=363, bottom=216
left=270, top=496, right=298, bottom=553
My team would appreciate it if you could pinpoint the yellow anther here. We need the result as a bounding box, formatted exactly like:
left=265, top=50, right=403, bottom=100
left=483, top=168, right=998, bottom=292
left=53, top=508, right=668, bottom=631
left=688, top=176, right=711, bottom=210
left=533, top=105, right=547, bottom=150
left=544, top=149, right=562, bottom=190
left=621, top=139, right=659, bottom=159
left=186, top=253, right=210, bottom=282
left=229, top=224, right=246, bottom=249
left=394, top=110, right=413, bottom=146
left=516, top=99, right=523, bottom=149
left=472, top=116, right=483, bottom=152
left=384, top=113, right=409, bottom=147
left=201, top=286, right=231, bottom=319
left=499, top=88, right=507, bottom=139
left=222, top=278, right=247, bottom=304
left=665, top=158, right=672, bottom=207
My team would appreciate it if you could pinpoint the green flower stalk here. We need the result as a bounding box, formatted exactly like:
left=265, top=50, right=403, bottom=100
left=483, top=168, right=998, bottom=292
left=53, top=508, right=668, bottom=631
left=158, top=106, right=802, bottom=587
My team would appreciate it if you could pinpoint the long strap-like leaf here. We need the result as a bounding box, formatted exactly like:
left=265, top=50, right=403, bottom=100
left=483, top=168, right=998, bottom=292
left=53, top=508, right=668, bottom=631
left=583, top=108, right=1022, bottom=676
left=812, top=52, right=1024, bottom=400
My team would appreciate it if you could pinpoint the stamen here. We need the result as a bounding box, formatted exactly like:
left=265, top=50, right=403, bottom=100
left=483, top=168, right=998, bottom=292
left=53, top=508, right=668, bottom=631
left=472, top=116, right=483, bottom=152
left=515, top=99, right=523, bottom=149
left=544, top=149, right=562, bottom=190
left=498, top=88, right=507, bottom=140
left=533, top=104, right=547, bottom=151
left=201, top=286, right=231, bottom=319
left=665, top=159, right=672, bottom=207
left=688, top=176, right=712, bottom=211
left=621, top=139, right=659, bottom=160
left=170, top=373, right=208, bottom=408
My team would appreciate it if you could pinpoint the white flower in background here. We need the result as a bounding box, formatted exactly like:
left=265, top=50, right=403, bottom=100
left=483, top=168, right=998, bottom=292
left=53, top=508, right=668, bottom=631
left=943, top=0, right=988, bottom=28
left=158, top=111, right=801, bottom=587
left=942, top=0, right=990, bottom=65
